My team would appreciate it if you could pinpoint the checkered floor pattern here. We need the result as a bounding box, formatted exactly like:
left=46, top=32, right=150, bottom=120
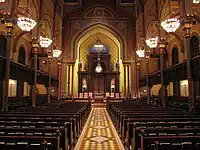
left=79, top=108, right=121, bottom=150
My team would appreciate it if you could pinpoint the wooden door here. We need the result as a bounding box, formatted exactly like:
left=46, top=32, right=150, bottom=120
left=91, top=75, right=104, bottom=93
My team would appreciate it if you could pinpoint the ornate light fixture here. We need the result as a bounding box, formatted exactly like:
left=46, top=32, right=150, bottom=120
left=146, top=36, right=158, bottom=48
left=17, top=17, right=37, bottom=31
left=193, top=0, right=200, bottom=4
left=95, top=62, right=102, bottom=73
left=161, top=18, right=180, bottom=33
left=52, top=49, right=62, bottom=58
left=136, top=49, right=145, bottom=58
left=95, top=39, right=103, bottom=73
left=40, top=36, right=52, bottom=48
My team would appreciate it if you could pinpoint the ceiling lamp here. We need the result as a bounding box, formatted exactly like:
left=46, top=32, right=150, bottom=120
left=161, top=18, right=180, bottom=33
left=40, top=36, right=52, bottom=48
left=95, top=62, right=102, bottom=73
left=52, top=49, right=62, bottom=58
left=0, top=0, right=6, bottom=2
left=193, top=0, right=200, bottom=3
left=146, top=36, right=158, bottom=48
left=17, top=17, right=37, bottom=32
left=136, top=49, right=145, bottom=58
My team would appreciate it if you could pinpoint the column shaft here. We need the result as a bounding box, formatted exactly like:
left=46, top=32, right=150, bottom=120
left=2, top=27, right=13, bottom=111
left=146, top=59, right=150, bottom=104
left=184, top=21, right=195, bottom=111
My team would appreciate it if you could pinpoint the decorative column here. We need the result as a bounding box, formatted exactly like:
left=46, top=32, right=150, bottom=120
left=145, top=50, right=150, bottom=104
left=159, top=38, right=166, bottom=107
left=57, top=58, right=62, bottom=101
left=1, top=16, right=14, bottom=111
left=127, top=65, right=130, bottom=98
left=183, top=14, right=195, bottom=112
left=124, top=64, right=127, bottom=97
left=31, top=38, right=39, bottom=107
left=136, top=58, right=141, bottom=98
left=130, top=57, right=136, bottom=97
left=47, top=52, right=52, bottom=104
left=116, top=62, right=120, bottom=93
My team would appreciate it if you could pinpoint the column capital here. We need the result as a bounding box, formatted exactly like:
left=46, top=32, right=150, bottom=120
left=158, top=38, right=166, bottom=54
left=31, top=38, right=40, bottom=54
left=183, top=14, right=193, bottom=38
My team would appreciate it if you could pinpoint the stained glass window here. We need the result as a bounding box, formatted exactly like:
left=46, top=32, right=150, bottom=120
left=89, top=44, right=109, bottom=53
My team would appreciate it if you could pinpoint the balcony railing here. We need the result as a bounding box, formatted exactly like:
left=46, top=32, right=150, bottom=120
left=0, top=56, right=6, bottom=79
left=0, top=56, right=58, bottom=87
left=10, top=61, right=34, bottom=83
left=140, top=56, right=200, bottom=87
left=164, top=61, right=187, bottom=83
left=192, top=55, right=200, bottom=80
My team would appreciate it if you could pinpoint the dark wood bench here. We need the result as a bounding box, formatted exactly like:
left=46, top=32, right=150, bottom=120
left=140, top=128, right=200, bottom=150
left=0, top=102, right=91, bottom=149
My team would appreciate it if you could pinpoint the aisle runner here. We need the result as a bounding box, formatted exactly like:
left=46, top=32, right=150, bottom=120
left=75, top=108, right=124, bottom=150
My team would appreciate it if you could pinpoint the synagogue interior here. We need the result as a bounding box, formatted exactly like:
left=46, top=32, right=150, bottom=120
left=0, top=0, right=200, bottom=149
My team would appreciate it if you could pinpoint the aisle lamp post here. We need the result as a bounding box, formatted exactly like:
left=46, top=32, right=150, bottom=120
left=40, top=36, right=52, bottom=104
left=52, top=49, right=62, bottom=101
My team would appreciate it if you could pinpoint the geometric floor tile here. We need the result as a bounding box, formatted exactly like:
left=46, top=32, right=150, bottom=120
left=76, top=108, right=123, bottom=150
left=89, top=136, right=109, bottom=143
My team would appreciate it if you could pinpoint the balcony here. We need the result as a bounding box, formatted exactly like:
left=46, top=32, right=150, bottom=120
left=0, top=56, right=58, bottom=87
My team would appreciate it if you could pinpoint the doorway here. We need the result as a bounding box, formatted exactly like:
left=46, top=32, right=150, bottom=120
left=91, top=75, right=105, bottom=93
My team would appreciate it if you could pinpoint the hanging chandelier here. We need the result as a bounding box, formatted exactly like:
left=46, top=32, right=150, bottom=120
left=40, top=36, right=52, bottom=48
left=193, top=0, right=200, bottom=3
left=17, top=17, right=37, bottom=32
left=146, top=36, right=158, bottom=48
left=136, top=49, right=145, bottom=58
left=52, top=49, right=62, bottom=58
left=161, top=18, right=180, bottom=33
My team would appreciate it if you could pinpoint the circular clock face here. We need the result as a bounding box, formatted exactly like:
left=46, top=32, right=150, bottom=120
left=95, top=65, right=102, bottom=73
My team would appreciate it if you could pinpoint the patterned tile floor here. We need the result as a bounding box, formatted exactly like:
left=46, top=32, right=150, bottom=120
left=75, top=108, right=124, bottom=150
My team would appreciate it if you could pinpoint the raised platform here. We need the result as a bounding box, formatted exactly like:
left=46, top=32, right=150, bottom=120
left=92, top=103, right=106, bottom=108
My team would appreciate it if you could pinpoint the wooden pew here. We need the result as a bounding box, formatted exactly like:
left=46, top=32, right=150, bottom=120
left=140, top=128, right=200, bottom=150
left=0, top=102, right=91, bottom=149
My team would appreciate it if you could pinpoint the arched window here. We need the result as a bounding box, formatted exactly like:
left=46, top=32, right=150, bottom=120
left=172, top=47, right=179, bottom=65
left=0, top=35, right=7, bottom=57
left=18, top=47, right=26, bottom=65
left=191, top=36, right=200, bottom=57
left=89, top=44, right=109, bottom=53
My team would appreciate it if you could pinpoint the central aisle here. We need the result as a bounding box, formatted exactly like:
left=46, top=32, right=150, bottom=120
left=74, top=108, right=125, bottom=150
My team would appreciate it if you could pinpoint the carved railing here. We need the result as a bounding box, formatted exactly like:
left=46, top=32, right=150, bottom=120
left=149, top=71, right=161, bottom=86
left=51, top=76, right=59, bottom=87
left=37, top=71, right=49, bottom=86
left=0, top=56, right=6, bottom=79
left=192, top=55, right=200, bottom=80
left=139, top=77, right=146, bottom=87
left=37, top=71, right=58, bottom=87
left=10, top=61, right=34, bottom=83
left=164, top=61, right=187, bottom=83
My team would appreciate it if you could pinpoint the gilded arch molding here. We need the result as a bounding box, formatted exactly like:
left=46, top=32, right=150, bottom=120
left=71, top=22, right=127, bottom=59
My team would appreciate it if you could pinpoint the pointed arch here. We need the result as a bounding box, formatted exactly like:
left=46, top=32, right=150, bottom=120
left=18, top=46, right=26, bottom=64
left=190, top=35, right=200, bottom=57
left=171, top=47, right=179, bottom=65
left=71, top=23, right=126, bottom=59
